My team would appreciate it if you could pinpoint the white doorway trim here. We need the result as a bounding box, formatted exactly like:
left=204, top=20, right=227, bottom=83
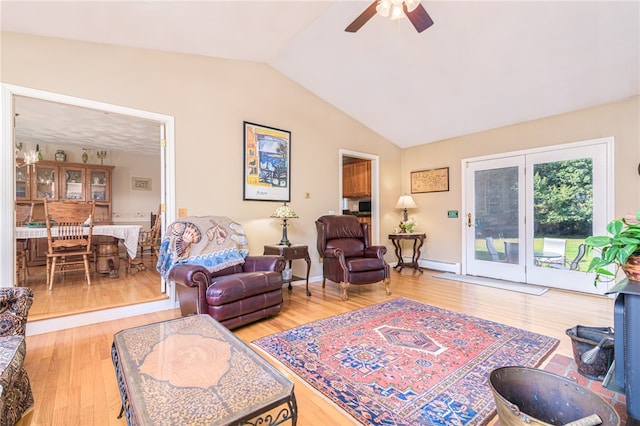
left=338, top=149, right=380, bottom=245
left=1, top=83, right=177, bottom=334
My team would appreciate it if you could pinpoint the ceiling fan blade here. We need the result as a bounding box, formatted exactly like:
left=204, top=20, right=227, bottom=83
left=404, top=3, right=434, bottom=33
left=345, top=1, right=378, bottom=33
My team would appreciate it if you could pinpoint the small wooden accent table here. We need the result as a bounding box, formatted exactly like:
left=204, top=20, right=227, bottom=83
left=111, top=315, right=297, bottom=425
left=263, top=244, right=311, bottom=296
left=389, top=233, right=426, bottom=273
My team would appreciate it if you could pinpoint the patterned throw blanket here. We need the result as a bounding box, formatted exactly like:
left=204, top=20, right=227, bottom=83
left=156, top=216, right=249, bottom=280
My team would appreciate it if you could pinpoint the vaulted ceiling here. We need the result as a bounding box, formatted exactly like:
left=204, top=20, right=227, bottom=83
left=2, top=1, right=639, bottom=153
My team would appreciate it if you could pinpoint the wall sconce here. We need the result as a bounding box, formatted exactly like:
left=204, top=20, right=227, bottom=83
left=395, top=195, right=417, bottom=222
left=271, top=203, right=299, bottom=246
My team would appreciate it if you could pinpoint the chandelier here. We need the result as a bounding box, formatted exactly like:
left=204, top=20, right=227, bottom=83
left=376, top=0, right=421, bottom=20
left=15, top=142, right=40, bottom=167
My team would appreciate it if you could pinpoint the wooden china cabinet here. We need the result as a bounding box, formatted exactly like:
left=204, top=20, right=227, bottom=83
left=15, top=159, right=115, bottom=265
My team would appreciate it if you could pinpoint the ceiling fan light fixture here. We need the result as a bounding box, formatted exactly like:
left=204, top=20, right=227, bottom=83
left=346, top=0, right=433, bottom=33
left=390, top=4, right=404, bottom=20
left=376, top=0, right=391, bottom=17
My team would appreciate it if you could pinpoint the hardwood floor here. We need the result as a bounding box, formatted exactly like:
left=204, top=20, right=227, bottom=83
left=24, top=257, right=166, bottom=321
left=19, top=269, right=614, bottom=425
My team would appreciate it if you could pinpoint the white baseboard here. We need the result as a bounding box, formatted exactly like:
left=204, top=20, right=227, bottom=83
left=418, top=258, right=461, bottom=274
left=26, top=299, right=174, bottom=336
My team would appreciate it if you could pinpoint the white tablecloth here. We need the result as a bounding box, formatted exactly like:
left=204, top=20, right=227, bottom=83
left=16, top=225, right=142, bottom=259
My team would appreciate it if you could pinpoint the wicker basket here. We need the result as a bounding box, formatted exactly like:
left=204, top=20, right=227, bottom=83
left=621, top=255, right=640, bottom=282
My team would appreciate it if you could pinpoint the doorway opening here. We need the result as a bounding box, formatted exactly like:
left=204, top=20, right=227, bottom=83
left=339, top=149, right=379, bottom=244
left=2, top=83, right=176, bottom=333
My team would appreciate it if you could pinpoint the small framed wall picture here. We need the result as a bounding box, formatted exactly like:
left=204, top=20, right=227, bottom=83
left=131, top=177, right=152, bottom=191
left=411, top=167, right=449, bottom=193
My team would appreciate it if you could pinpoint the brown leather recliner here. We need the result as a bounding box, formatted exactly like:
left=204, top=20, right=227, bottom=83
left=168, top=255, right=286, bottom=329
left=316, top=215, right=390, bottom=301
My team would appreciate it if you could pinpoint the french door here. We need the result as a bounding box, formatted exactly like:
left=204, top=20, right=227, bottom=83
left=464, top=139, right=612, bottom=294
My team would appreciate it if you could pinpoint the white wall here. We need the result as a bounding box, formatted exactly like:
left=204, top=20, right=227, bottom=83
left=109, top=151, right=161, bottom=226
left=1, top=31, right=403, bottom=282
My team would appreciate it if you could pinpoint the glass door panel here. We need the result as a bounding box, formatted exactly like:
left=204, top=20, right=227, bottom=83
left=533, top=158, right=592, bottom=270
left=61, top=166, right=86, bottom=200
left=525, top=144, right=609, bottom=293
left=15, top=164, right=30, bottom=200
left=465, top=156, right=525, bottom=282
left=32, top=164, right=58, bottom=200
left=89, top=169, right=108, bottom=201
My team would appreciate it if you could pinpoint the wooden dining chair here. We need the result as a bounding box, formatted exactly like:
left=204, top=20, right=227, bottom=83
left=128, top=207, right=162, bottom=273
left=15, top=203, right=34, bottom=284
left=139, top=207, right=162, bottom=258
left=44, top=200, right=95, bottom=290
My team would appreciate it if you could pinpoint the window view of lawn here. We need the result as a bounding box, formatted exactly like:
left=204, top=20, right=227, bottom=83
left=474, top=157, right=594, bottom=271
left=474, top=238, right=593, bottom=270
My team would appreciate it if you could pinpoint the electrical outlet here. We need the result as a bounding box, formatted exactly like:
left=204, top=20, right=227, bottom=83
left=178, top=208, right=188, bottom=218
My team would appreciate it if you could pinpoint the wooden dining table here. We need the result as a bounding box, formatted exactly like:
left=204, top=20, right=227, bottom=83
left=15, top=224, right=142, bottom=260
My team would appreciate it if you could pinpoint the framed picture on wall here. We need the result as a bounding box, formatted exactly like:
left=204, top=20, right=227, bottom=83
left=243, top=121, right=291, bottom=202
left=411, top=167, right=449, bottom=193
left=131, top=177, right=152, bottom=191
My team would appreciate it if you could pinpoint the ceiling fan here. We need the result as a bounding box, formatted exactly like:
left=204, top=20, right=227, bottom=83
left=345, top=0, right=434, bottom=33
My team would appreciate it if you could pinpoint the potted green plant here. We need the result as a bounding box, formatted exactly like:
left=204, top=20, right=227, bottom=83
left=585, top=209, right=640, bottom=285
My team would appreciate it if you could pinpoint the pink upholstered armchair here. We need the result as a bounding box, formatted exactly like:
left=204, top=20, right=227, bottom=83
left=316, top=215, right=390, bottom=301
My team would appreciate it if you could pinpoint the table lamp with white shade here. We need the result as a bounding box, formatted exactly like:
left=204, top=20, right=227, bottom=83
left=271, top=203, right=298, bottom=246
left=395, top=195, right=417, bottom=223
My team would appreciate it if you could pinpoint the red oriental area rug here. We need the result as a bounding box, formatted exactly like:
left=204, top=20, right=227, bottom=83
left=253, top=297, right=559, bottom=426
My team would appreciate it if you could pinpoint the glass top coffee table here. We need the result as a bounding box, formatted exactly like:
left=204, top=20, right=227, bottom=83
left=111, top=315, right=297, bottom=425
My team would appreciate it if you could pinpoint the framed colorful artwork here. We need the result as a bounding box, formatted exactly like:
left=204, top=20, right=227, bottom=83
left=243, top=121, right=291, bottom=202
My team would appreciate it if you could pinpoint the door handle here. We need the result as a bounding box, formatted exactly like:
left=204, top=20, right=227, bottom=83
left=467, top=213, right=472, bottom=228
